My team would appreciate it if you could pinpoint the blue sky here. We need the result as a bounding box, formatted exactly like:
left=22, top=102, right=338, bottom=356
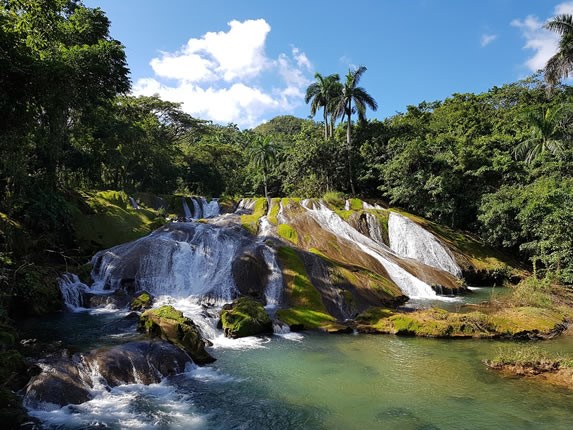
left=85, top=0, right=572, bottom=128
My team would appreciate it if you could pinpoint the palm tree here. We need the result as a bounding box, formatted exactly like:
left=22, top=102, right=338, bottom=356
left=305, top=73, right=341, bottom=139
left=515, top=106, right=572, bottom=163
left=248, top=134, right=278, bottom=199
left=333, top=66, right=378, bottom=195
left=544, top=14, right=573, bottom=86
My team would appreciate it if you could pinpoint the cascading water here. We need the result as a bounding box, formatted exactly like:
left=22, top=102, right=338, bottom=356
left=128, top=196, right=139, bottom=210
left=261, top=247, right=283, bottom=309
left=200, top=197, right=220, bottom=218
left=191, top=198, right=202, bottom=219
left=58, top=273, right=90, bottom=311
left=302, top=200, right=438, bottom=299
left=182, top=198, right=192, bottom=220
left=365, top=212, right=387, bottom=247
left=388, top=212, right=462, bottom=277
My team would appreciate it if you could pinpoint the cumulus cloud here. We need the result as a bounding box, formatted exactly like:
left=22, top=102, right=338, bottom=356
left=480, top=33, right=497, bottom=47
left=511, top=2, right=573, bottom=72
left=133, top=19, right=312, bottom=128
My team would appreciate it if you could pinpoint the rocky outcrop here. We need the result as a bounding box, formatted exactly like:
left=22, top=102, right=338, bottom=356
left=231, top=247, right=270, bottom=300
left=23, top=341, right=191, bottom=409
left=139, top=306, right=215, bottom=364
left=219, top=297, right=273, bottom=338
left=130, top=291, right=153, bottom=311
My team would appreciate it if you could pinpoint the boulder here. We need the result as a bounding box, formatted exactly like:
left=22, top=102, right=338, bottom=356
left=23, top=341, right=191, bottom=409
left=139, top=306, right=215, bottom=364
left=130, top=291, right=153, bottom=311
left=219, top=297, right=273, bottom=338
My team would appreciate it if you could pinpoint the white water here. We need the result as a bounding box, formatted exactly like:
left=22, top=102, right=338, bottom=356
left=365, top=212, right=387, bottom=246
left=388, top=212, right=462, bottom=277
left=58, top=273, right=90, bottom=311
left=128, top=196, right=139, bottom=210
left=262, top=246, right=283, bottom=309
left=182, top=198, right=192, bottom=219
left=199, top=197, right=220, bottom=218
left=302, top=200, right=438, bottom=299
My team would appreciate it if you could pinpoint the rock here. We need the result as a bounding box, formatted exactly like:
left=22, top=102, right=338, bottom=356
left=231, top=247, right=270, bottom=299
left=219, top=297, right=273, bottom=338
left=130, top=291, right=153, bottom=311
left=23, top=358, right=92, bottom=409
left=83, top=289, right=130, bottom=309
left=83, top=341, right=191, bottom=386
left=139, top=306, right=215, bottom=364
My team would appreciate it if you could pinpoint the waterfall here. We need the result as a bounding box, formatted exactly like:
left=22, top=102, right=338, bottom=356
left=261, top=246, right=283, bottom=309
left=363, top=201, right=384, bottom=210
left=128, top=197, right=139, bottom=210
left=182, top=198, right=192, bottom=220
left=388, top=212, right=462, bottom=277
left=58, top=273, right=90, bottom=310
left=200, top=197, right=220, bottom=218
left=302, top=200, right=437, bottom=299
left=344, top=200, right=350, bottom=211
left=365, top=212, right=387, bottom=246
left=191, top=198, right=202, bottom=219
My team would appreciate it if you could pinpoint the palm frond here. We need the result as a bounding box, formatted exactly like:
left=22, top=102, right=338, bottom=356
left=544, top=14, right=573, bottom=36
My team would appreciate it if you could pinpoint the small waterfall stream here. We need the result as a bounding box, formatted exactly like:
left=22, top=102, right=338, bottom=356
left=302, top=200, right=438, bottom=299
left=388, top=212, right=462, bottom=277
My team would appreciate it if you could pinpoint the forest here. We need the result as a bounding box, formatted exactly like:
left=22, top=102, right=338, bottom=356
left=1, top=0, right=573, bottom=319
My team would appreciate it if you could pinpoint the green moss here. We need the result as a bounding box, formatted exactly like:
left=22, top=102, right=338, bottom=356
left=348, top=198, right=363, bottom=211
left=240, top=198, right=268, bottom=235
left=489, top=307, right=565, bottom=335
left=277, top=246, right=325, bottom=311
left=276, top=308, right=335, bottom=329
left=72, top=190, right=166, bottom=252
left=334, top=210, right=353, bottom=221
left=277, top=224, right=299, bottom=244
left=267, top=198, right=281, bottom=225
left=355, top=307, right=394, bottom=325
left=220, top=297, right=272, bottom=338
left=140, top=305, right=214, bottom=364
left=131, top=292, right=153, bottom=311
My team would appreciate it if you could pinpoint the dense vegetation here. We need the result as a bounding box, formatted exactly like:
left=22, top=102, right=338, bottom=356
left=2, top=0, right=573, bottom=329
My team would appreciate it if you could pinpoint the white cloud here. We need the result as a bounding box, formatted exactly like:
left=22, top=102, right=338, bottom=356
left=511, top=2, right=573, bottom=72
left=480, top=33, right=497, bottom=47
left=134, top=19, right=312, bottom=128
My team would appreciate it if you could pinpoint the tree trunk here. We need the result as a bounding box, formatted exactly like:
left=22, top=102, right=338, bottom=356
left=347, top=102, right=356, bottom=196
left=323, top=108, right=328, bottom=140
left=263, top=170, right=268, bottom=200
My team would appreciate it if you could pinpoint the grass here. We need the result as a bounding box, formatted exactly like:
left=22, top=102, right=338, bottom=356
left=322, top=191, right=345, bottom=210
left=488, top=344, right=573, bottom=369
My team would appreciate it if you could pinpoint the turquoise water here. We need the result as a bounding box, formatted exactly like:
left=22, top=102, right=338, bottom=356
left=23, top=311, right=573, bottom=430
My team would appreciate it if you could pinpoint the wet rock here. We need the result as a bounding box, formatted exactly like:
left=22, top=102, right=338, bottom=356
left=84, top=341, right=190, bottom=386
left=23, top=341, right=191, bottom=409
left=231, top=247, right=270, bottom=299
left=84, top=289, right=130, bottom=309
left=219, top=297, right=273, bottom=338
left=139, top=306, right=215, bottom=364
left=23, top=358, right=92, bottom=409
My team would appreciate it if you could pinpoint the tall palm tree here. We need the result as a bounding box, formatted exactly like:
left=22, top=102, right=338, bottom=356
left=544, top=14, right=573, bottom=86
left=305, top=73, right=340, bottom=139
left=248, top=134, right=278, bottom=199
left=515, top=106, right=572, bottom=163
left=334, top=66, right=378, bottom=195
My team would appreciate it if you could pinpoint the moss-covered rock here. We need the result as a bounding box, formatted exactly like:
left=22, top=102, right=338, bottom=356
left=130, top=292, right=153, bottom=311
left=139, top=306, right=214, bottom=364
left=71, top=190, right=167, bottom=253
left=276, top=308, right=336, bottom=330
left=277, top=224, right=299, bottom=244
left=356, top=305, right=566, bottom=339
left=219, top=297, right=272, bottom=338
left=240, top=198, right=268, bottom=235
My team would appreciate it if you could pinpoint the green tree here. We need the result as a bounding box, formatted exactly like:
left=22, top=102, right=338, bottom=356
left=305, top=73, right=341, bottom=139
left=544, top=14, right=573, bottom=86
left=334, top=66, right=378, bottom=195
left=514, top=106, right=572, bottom=163
left=247, top=134, right=279, bottom=199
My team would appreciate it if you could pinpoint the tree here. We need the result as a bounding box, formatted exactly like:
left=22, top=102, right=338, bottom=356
left=334, top=66, right=378, bottom=195
left=544, top=14, right=573, bottom=86
left=514, top=106, right=572, bottom=163
left=247, top=134, right=278, bottom=199
left=305, top=73, right=341, bottom=139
